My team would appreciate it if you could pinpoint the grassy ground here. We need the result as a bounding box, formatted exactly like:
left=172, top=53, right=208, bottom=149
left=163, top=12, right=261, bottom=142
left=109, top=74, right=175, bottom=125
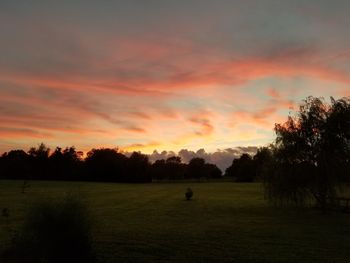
left=0, top=180, right=349, bottom=263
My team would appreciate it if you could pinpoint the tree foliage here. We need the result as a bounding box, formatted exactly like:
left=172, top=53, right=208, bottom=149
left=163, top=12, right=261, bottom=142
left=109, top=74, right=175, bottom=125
left=0, top=144, right=222, bottom=182
left=225, top=154, right=255, bottom=182
left=224, top=148, right=273, bottom=182
left=264, top=96, right=350, bottom=209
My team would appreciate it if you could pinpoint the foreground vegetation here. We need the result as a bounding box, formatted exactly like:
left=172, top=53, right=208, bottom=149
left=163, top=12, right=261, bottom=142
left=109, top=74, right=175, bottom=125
left=1, top=180, right=349, bottom=263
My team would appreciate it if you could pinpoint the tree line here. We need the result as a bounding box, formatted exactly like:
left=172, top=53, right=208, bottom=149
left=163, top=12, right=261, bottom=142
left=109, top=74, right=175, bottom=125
left=0, top=142, right=276, bottom=183
left=0, top=145, right=230, bottom=182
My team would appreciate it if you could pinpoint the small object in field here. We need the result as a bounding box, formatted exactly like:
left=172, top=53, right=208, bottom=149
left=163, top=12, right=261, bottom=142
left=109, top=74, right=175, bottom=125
left=2, top=208, right=9, bottom=218
left=21, top=181, right=30, bottom=194
left=185, top=188, right=193, bottom=200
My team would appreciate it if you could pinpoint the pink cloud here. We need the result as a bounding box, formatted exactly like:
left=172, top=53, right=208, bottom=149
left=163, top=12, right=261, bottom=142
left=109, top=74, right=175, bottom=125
left=1, top=35, right=349, bottom=154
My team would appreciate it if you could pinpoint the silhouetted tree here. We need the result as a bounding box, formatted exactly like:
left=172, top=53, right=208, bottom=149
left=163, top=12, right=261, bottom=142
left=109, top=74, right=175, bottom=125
left=0, top=150, right=31, bottom=179
left=165, top=156, right=186, bottom=180
left=225, top=154, right=256, bottom=182
left=28, top=143, right=50, bottom=159
left=264, top=96, right=350, bottom=210
left=28, top=143, right=50, bottom=180
left=150, top=157, right=221, bottom=181
left=253, top=147, right=274, bottom=181
left=85, top=148, right=126, bottom=182
left=150, top=157, right=186, bottom=181
left=126, top=152, right=151, bottom=182
left=166, top=156, right=181, bottom=163
left=150, top=159, right=167, bottom=181
left=204, top=163, right=222, bottom=178
left=187, top=158, right=206, bottom=179
left=50, top=147, right=82, bottom=180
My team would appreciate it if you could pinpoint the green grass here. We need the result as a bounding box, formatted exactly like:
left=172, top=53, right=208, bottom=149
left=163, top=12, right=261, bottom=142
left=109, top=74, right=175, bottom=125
left=0, top=180, right=349, bottom=263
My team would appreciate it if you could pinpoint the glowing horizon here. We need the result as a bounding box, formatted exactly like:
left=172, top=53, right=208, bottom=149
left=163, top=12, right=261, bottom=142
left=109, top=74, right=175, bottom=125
left=1, top=1, right=350, bottom=155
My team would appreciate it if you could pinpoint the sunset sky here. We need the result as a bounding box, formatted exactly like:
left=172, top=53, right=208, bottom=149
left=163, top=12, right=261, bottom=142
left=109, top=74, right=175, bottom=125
left=1, top=0, right=350, bottom=156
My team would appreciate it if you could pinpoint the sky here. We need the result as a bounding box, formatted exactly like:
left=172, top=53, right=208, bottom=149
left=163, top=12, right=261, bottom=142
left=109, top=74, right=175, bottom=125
left=1, top=0, right=350, bottom=161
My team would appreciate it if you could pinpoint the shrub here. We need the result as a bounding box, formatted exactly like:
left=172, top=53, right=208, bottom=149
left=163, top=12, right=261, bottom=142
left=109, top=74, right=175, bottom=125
left=4, top=195, right=96, bottom=263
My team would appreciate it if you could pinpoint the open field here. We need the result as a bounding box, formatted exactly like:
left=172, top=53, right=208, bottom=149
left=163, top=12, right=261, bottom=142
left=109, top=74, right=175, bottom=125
left=0, top=180, right=349, bottom=263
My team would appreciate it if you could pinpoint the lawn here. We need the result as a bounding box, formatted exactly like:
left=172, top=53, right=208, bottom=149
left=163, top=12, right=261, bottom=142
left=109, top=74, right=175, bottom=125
left=0, top=180, right=349, bottom=263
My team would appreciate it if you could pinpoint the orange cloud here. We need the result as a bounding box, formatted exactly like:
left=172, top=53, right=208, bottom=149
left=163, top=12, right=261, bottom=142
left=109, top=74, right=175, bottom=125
left=0, top=127, right=53, bottom=139
left=1, top=36, right=349, bottom=154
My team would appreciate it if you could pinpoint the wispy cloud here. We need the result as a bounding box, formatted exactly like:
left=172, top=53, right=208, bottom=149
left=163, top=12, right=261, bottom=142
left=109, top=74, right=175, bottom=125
left=0, top=0, right=349, bottom=153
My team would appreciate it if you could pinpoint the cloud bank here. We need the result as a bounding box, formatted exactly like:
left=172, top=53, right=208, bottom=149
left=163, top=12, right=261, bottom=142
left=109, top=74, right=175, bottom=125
left=127, top=147, right=258, bottom=172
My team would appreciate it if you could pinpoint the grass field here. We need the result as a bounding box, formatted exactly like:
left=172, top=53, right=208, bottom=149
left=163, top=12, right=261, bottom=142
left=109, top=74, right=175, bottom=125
left=0, top=180, right=349, bottom=263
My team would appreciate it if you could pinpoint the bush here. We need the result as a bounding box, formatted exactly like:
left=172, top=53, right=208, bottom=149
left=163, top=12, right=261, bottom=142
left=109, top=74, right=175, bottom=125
left=3, top=195, right=96, bottom=263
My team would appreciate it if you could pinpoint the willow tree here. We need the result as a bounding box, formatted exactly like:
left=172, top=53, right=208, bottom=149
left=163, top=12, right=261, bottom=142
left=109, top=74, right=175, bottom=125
left=264, top=96, right=350, bottom=209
